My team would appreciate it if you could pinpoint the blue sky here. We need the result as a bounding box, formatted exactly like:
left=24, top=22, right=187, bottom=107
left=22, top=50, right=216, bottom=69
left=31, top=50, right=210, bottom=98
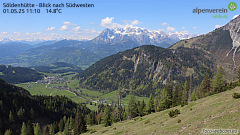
left=0, top=0, right=239, bottom=41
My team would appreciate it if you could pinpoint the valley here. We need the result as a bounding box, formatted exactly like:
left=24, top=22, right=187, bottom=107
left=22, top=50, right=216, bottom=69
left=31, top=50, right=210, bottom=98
left=16, top=72, right=149, bottom=111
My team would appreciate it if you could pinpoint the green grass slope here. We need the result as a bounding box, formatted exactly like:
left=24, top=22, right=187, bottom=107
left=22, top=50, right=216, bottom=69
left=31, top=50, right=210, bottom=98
left=84, top=87, right=240, bottom=135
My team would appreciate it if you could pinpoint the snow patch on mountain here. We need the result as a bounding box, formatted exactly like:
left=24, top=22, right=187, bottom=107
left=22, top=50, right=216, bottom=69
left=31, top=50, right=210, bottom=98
left=92, top=26, right=196, bottom=47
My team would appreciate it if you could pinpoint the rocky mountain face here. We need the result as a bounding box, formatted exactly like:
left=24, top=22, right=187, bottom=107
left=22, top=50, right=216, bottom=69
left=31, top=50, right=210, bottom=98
left=78, top=45, right=211, bottom=96
left=223, top=15, right=240, bottom=67
left=91, top=27, right=196, bottom=48
left=170, top=15, right=240, bottom=80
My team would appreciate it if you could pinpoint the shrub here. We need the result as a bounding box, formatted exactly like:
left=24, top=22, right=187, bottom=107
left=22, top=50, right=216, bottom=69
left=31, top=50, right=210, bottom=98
left=144, top=120, right=150, bottom=124
left=232, top=93, right=240, bottom=99
left=168, top=109, right=180, bottom=118
left=178, top=119, right=181, bottom=123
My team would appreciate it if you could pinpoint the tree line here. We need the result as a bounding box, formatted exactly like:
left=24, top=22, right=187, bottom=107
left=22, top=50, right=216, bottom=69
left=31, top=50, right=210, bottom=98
left=97, top=66, right=240, bottom=127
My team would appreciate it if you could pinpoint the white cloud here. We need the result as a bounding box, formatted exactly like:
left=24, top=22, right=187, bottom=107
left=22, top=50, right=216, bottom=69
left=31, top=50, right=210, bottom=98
left=215, top=25, right=223, bottom=29
left=101, top=17, right=142, bottom=29
left=193, top=27, right=198, bottom=29
left=123, top=20, right=142, bottom=26
left=158, top=29, right=164, bottom=32
left=162, top=22, right=169, bottom=26
left=166, top=27, right=176, bottom=31
left=101, top=17, right=123, bottom=28
left=59, top=26, right=68, bottom=31
left=182, top=27, right=186, bottom=29
left=1, top=32, right=8, bottom=34
left=131, top=20, right=141, bottom=25
left=46, top=27, right=56, bottom=31
left=0, top=31, right=98, bottom=41
left=57, top=22, right=78, bottom=31
left=14, top=32, right=20, bottom=34
left=63, top=21, right=77, bottom=26
left=72, top=26, right=82, bottom=31
left=180, top=30, right=189, bottom=34
left=233, top=15, right=239, bottom=19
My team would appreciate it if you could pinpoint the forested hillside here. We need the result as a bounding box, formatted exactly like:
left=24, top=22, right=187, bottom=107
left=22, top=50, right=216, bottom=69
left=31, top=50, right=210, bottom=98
left=32, top=62, right=83, bottom=73
left=78, top=45, right=213, bottom=96
left=0, top=78, right=91, bottom=134
left=0, top=65, right=44, bottom=84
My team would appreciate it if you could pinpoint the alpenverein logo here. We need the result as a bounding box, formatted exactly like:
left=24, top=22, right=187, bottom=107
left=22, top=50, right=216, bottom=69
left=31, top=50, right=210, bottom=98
left=228, top=2, right=237, bottom=11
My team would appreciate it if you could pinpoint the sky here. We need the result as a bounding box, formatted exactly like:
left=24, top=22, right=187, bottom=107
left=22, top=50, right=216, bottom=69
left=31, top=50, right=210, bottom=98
left=0, top=0, right=239, bottom=41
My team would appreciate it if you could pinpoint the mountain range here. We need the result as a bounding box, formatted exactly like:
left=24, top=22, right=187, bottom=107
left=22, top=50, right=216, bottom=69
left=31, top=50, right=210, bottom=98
left=0, top=42, right=33, bottom=59
left=0, top=26, right=196, bottom=68
left=91, top=27, right=196, bottom=47
left=77, top=16, right=240, bottom=94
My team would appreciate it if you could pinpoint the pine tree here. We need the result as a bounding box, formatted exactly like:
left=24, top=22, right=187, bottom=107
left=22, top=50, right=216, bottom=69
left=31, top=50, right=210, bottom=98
left=86, top=111, right=96, bottom=125
left=166, top=85, right=173, bottom=106
left=190, top=90, right=197, bottom=101
left=63, top=119, right=69, bottom=135
left=74, top=111, right=87, bottom=134
left=96, top=111, right=103, bottom=125
left=8, top=111, right=14, bottom=122
left=122, top=107, right=127, bottom=121
left=112, top=109, right=119, bottom=123
left=49, top=124, right=54, bottom=135
left=201, top=68, right=212, bottom=96
left=52, top=122, right=58, bottom=134
left=91, top=111, right=97, bottom=125
left=4, top=129, right=12, bottom=135
left=158, top=87, right=172, bottom=111
left=30, top=108, right=35, bottom=119
left=213, top=66, right=225, bottom=93
left=127, top=89, right=137, bottom=119
left=0, top=119, right=2, bottom=135
left=34, top=123, right=41, bottom=135
left=26, top=121, right=34, bottom=135
left=181, top=81, right=189, bottom=106
left=237, top=67, right=240, bottom=83
left=147, top=93, right=155, bottom=114
left=172, top=85, right=182, bottom=107
left=154, top=96, right=158, bottom=112
left=79, top=113, right=87, bottom=133
left=59, top=119, right=64, bottom=132
left=86, top=114, right=91, bottom=125
left=17, top=106, right=25, bottom=120
left=0, top=100, right=3, bottom=111
left=69, top=116, right=74, bottom=130
left=102, top=107, right=112, bottom=127
left=21, top=122, right=27, bottom=135
left=139, top=100, right=145, bottom=116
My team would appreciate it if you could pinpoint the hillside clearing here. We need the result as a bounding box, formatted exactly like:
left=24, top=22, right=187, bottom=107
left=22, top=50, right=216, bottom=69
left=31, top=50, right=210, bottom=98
left=84, top=87, right=240, bottom=135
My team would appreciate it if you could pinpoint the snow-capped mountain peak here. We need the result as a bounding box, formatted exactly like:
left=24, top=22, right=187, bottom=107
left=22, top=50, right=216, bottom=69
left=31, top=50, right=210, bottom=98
left=91, top=26, right=196, bottom=47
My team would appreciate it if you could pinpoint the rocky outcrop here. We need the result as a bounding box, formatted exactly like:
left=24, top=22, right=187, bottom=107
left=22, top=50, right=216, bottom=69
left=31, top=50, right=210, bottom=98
left=224, top=15, right=240, bottom=67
